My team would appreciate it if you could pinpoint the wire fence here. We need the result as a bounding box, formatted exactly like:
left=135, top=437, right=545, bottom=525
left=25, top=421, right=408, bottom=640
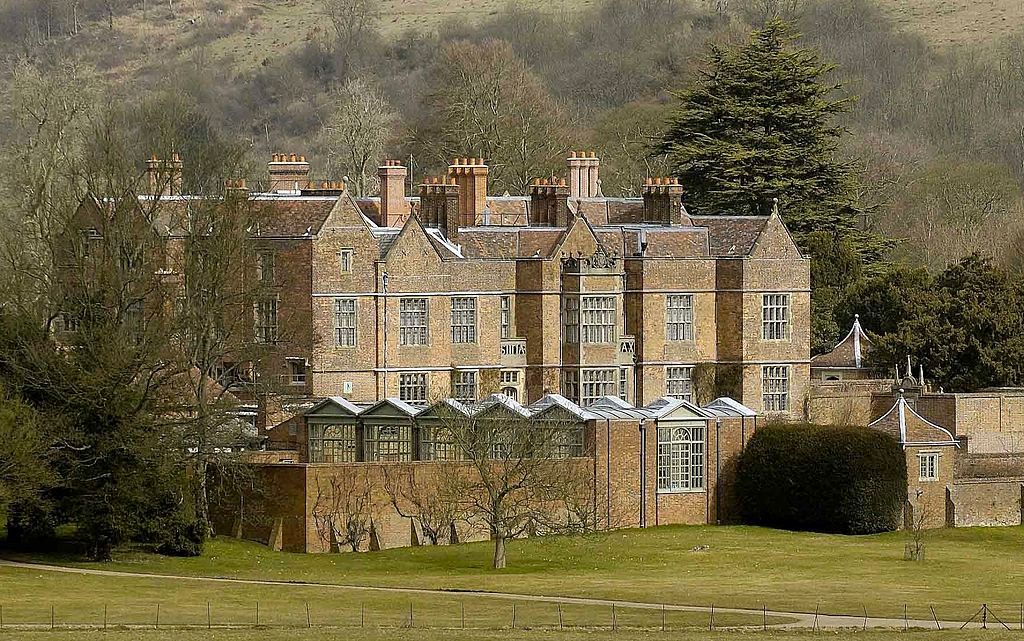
left=2, top=600, right=1024, bottom=632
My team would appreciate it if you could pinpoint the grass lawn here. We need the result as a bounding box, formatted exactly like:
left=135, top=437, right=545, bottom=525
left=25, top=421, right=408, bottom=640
left=5, top=525, right=1024, bottom=624
left=8, top=630, right=1024, bottom=641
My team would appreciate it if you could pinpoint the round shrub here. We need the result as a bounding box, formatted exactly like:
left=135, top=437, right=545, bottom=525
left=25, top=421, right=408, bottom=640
left=736, top=422, right=907, bottom=534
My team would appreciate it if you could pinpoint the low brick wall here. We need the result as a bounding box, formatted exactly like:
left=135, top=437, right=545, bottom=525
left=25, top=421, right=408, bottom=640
left=947, top=479, right=1023, bottom=527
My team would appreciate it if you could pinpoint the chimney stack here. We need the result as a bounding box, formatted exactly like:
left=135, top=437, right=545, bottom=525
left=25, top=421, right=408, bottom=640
left=530, top=178, right=571, bottom=227
left=378, top=160, right=410, bottom=227
left=146, top=153, right=184, bottom=197
left=567, top=151, right=600, bottom=200
left=419, top=176, right=460, bottom=240
left=225, top=178, right=249, bottom=199
left=268, top=153, right=311, bottom=193
left=447, top=157, right=488, bottom=226
left=642, top=177, right=686, bottom=225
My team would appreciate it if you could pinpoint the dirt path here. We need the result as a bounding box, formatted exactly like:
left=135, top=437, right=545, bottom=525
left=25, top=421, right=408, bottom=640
left=0, top=558, right=982, bottom=631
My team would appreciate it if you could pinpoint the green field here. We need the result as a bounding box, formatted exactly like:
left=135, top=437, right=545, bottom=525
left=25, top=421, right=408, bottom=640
left=4, top=525, right=1024, bottom=626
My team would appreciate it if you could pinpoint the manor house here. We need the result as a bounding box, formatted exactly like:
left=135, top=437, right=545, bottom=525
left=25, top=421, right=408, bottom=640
left=143, top=152, right=810, bottom=419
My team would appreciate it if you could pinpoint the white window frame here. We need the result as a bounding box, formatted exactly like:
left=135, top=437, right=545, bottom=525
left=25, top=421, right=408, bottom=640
left=666, top=366, right=694, bottom=402
left=287, top=358, right=306, bottom=385
left=453, top=369, right=478, bottom=404
left=398, top=372, right=428, bottom=405
left=619, top=367, right=629, bottom=401
left=918, top=451, right=940, bottom=481
left=581, top=368, right=617, bottom=406
left=562, top=369, right=580, bottom=403
left=333, top=298, right=356, bottom=347
left=450, top=297, right=477, bottom=344
left=338, top=248, right=354, bottom=274
left=500, top=295, right=512, bottom=339
left=399, top=298, right=429, bottom=346
left=666, top=294, right=694, bottom=341
left=762, top=365, right=790, bottom=412
left=657, top=424, right=705, bottom=492
left=762, top=293, right=790, bottom=341
left=581, top=295, right=616, bottom=344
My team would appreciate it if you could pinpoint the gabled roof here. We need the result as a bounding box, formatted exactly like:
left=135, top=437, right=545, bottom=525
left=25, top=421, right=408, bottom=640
left=471, top=393, right=532, bottom=418
left=417, top=398, right=472, bottom=419
left=812, top=315, right=873, bottom=369
left=868, top=393, right=959, bottom=448
left=586, top=395, right=654, bottom=420
left=527, top=393, right=596, bottom=420
left=360, top=397, right=422, bottom=419
left=645, top=396, right=712, bottom=419
left=702, top=397, right=757, bottom=417
left=305, top=396, right=363, bottom=418
left=688, top=215, right=769, bottom=256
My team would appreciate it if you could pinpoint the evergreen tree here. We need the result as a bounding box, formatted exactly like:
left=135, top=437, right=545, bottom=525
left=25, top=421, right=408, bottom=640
left=659, top=21, right=893, bottom=351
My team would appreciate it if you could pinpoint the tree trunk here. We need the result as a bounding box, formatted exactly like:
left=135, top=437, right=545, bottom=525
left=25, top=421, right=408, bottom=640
left=195, top=457, right=213, bottom=537
left=492, top=534, right=507, bottom=569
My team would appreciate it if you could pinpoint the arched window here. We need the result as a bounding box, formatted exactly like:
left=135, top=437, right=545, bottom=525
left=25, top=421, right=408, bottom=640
left=656, top=424, right=705, bottom=491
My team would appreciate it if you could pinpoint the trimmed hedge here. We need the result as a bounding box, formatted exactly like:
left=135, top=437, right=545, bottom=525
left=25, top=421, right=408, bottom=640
left=736, top=422, right=907, bottom=534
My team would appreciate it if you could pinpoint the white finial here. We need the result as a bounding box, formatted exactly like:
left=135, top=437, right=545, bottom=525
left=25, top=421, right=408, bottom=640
left=907, top=355, right=913, bottom=380
left=919, top=363, right=925, bottom=389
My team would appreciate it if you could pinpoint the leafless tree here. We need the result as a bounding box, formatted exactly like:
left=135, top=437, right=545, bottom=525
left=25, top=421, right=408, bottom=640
left=311, top=467, right=378, bottom=552
left=382, top=464, right=462, bottom=545
left=317, top=78, right=396, bottom=196
left=432, top=402, right=593, bottom=569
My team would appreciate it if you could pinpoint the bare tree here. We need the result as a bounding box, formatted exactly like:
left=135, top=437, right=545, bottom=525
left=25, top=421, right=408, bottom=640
left=417, top=39, right=569, bottom=194
left=433, top=402, right=593, bottom=569
left=382, top=464, right=462, bottom=545
left=317, top=78, right=396, bottom=196
left=311, top=467, right=378, bottom=552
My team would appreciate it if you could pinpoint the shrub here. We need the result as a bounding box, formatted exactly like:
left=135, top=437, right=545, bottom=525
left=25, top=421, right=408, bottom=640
left=154, top=514, right=206, bottom=557
left=737, top=422, right=906, bottom=534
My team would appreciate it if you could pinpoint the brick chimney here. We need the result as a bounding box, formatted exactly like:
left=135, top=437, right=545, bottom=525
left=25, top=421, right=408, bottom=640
left=145, top=153, right=184, bottom=196
left=530, top=178, right=571, bottom=227
left=568, top=151, right=600, bottom=199
left=447, top=157, right=488, bottom=226
left=419, top=176, right=460, bottom=240
left=379, top=159, right=410, bottom=227
left=642, top=177, right=686, bottom=225
left=268, top=153, right=311, bottom=193
left=224, top=178, right=249, bottom=199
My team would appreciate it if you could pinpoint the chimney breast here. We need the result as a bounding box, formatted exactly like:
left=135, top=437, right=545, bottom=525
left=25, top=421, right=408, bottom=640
left=145, top=154, right=184, bottom=197
left=378, top=160, right=410, bottom=227
left=567, top=151, right=600, bottom=199
left=642, top=177, right=686, bottom=225
left=448, top=157, right=488, bottom=226
left=419, top=177, right=460, bottom=240
left=268, top=153, right=311, bottom=193
left=530, top=179, right=571, bottom=227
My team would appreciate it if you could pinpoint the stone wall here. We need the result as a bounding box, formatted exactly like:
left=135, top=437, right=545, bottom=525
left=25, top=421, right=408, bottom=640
left=947, top=479, right=1023, bottom=527
left=806, top=379, right=893, bottom=425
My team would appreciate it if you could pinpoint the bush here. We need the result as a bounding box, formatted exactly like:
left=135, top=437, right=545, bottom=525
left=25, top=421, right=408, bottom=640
left=4, top=499, right=58, bottom=549
left=154, top=514, right=206, bottom=557
left=737, top=422, right=906, bottom=534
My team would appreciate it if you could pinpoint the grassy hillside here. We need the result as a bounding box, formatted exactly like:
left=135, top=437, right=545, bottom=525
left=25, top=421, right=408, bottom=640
left=6, top=0, right=1020, bottom=86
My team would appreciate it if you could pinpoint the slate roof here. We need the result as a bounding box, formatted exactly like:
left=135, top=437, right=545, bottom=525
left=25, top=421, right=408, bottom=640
left=812, top=315, right=873, bottom=369
left=689, top=215, right=769, bottom=257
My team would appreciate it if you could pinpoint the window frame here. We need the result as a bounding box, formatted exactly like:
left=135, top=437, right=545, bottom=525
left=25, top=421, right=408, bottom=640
left=363, top=423, right=413, bottom=462
left=761, top=293, right=791, bottom=341
left=762, top=365, right=790, bottom=412
left=580, top=295, right=616, bottom=344
left=287, top=358, right=307, bottom=386
left=581, top=367, right=617, bottom=406
left=453, top=369, right=479, bottom=404
left=254, top=296, right=279, bottom=344
left=563, top=296, right=579, bottom=344
left=399, top=297, right=429, bottom=346
left=450, top=296, right=478, bottom=344
left=666, top=294, right=695, bottom=342
left=308, top=423, right=356, bottom=463
left=333, top=297, right=357, bottom=347
left=918, top=451, right=940, bottom=481
left=398, top=371, right=428, bottom=406
left=666, top=366, right=694, bottom=403
left=656, top=424, right=706, bottom=493
left=338, top=248, right=354, bottom=274
left=500, top=295, right=513, bottom=339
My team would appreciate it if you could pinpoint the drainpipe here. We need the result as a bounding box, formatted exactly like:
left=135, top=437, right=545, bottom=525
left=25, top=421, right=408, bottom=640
left=638, top=418, right=646, bottom=528
left=606, top=418, right=612, bottom=529
left=382, top=270, right=389, bottom=399
left=714, top=418, right=721, bottom=524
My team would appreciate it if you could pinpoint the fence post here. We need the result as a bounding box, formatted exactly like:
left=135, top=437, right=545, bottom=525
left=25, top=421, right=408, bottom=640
left=1, top=604, right=3, bottom=630
left=931, top=605, right=940, bottom=630
left=862, top=604, right=868, bottom=631
left=104, top=604, right=108, bottom=630
left=51, top=604, right=54, bottom=630
left=156, top=603, right=160, bottom=629
left=612, top=604, right=617, bottom=631
left=305, top=602, right=311, bottom=629
left=511, top=602, right=516, bottom=629
left=904, top=604, right=908, bottom=631
left=208, top=602, right=211, bottom=629
left=763, top=603, right=767, bottom=631
left=461, top=601, right=465, bottom=629
left=256, top=601, right=260, bottom=627
left=559, top=603, right=564, bottom=630
left=409, top=601, right=414, bottom=628
left=361, top=603, right=365, bottom=628
left=710, top=603, right=715, bottom=631
left=661, top=604, right=666, bottom=632
left=813, top=603, right=819, bottom=632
